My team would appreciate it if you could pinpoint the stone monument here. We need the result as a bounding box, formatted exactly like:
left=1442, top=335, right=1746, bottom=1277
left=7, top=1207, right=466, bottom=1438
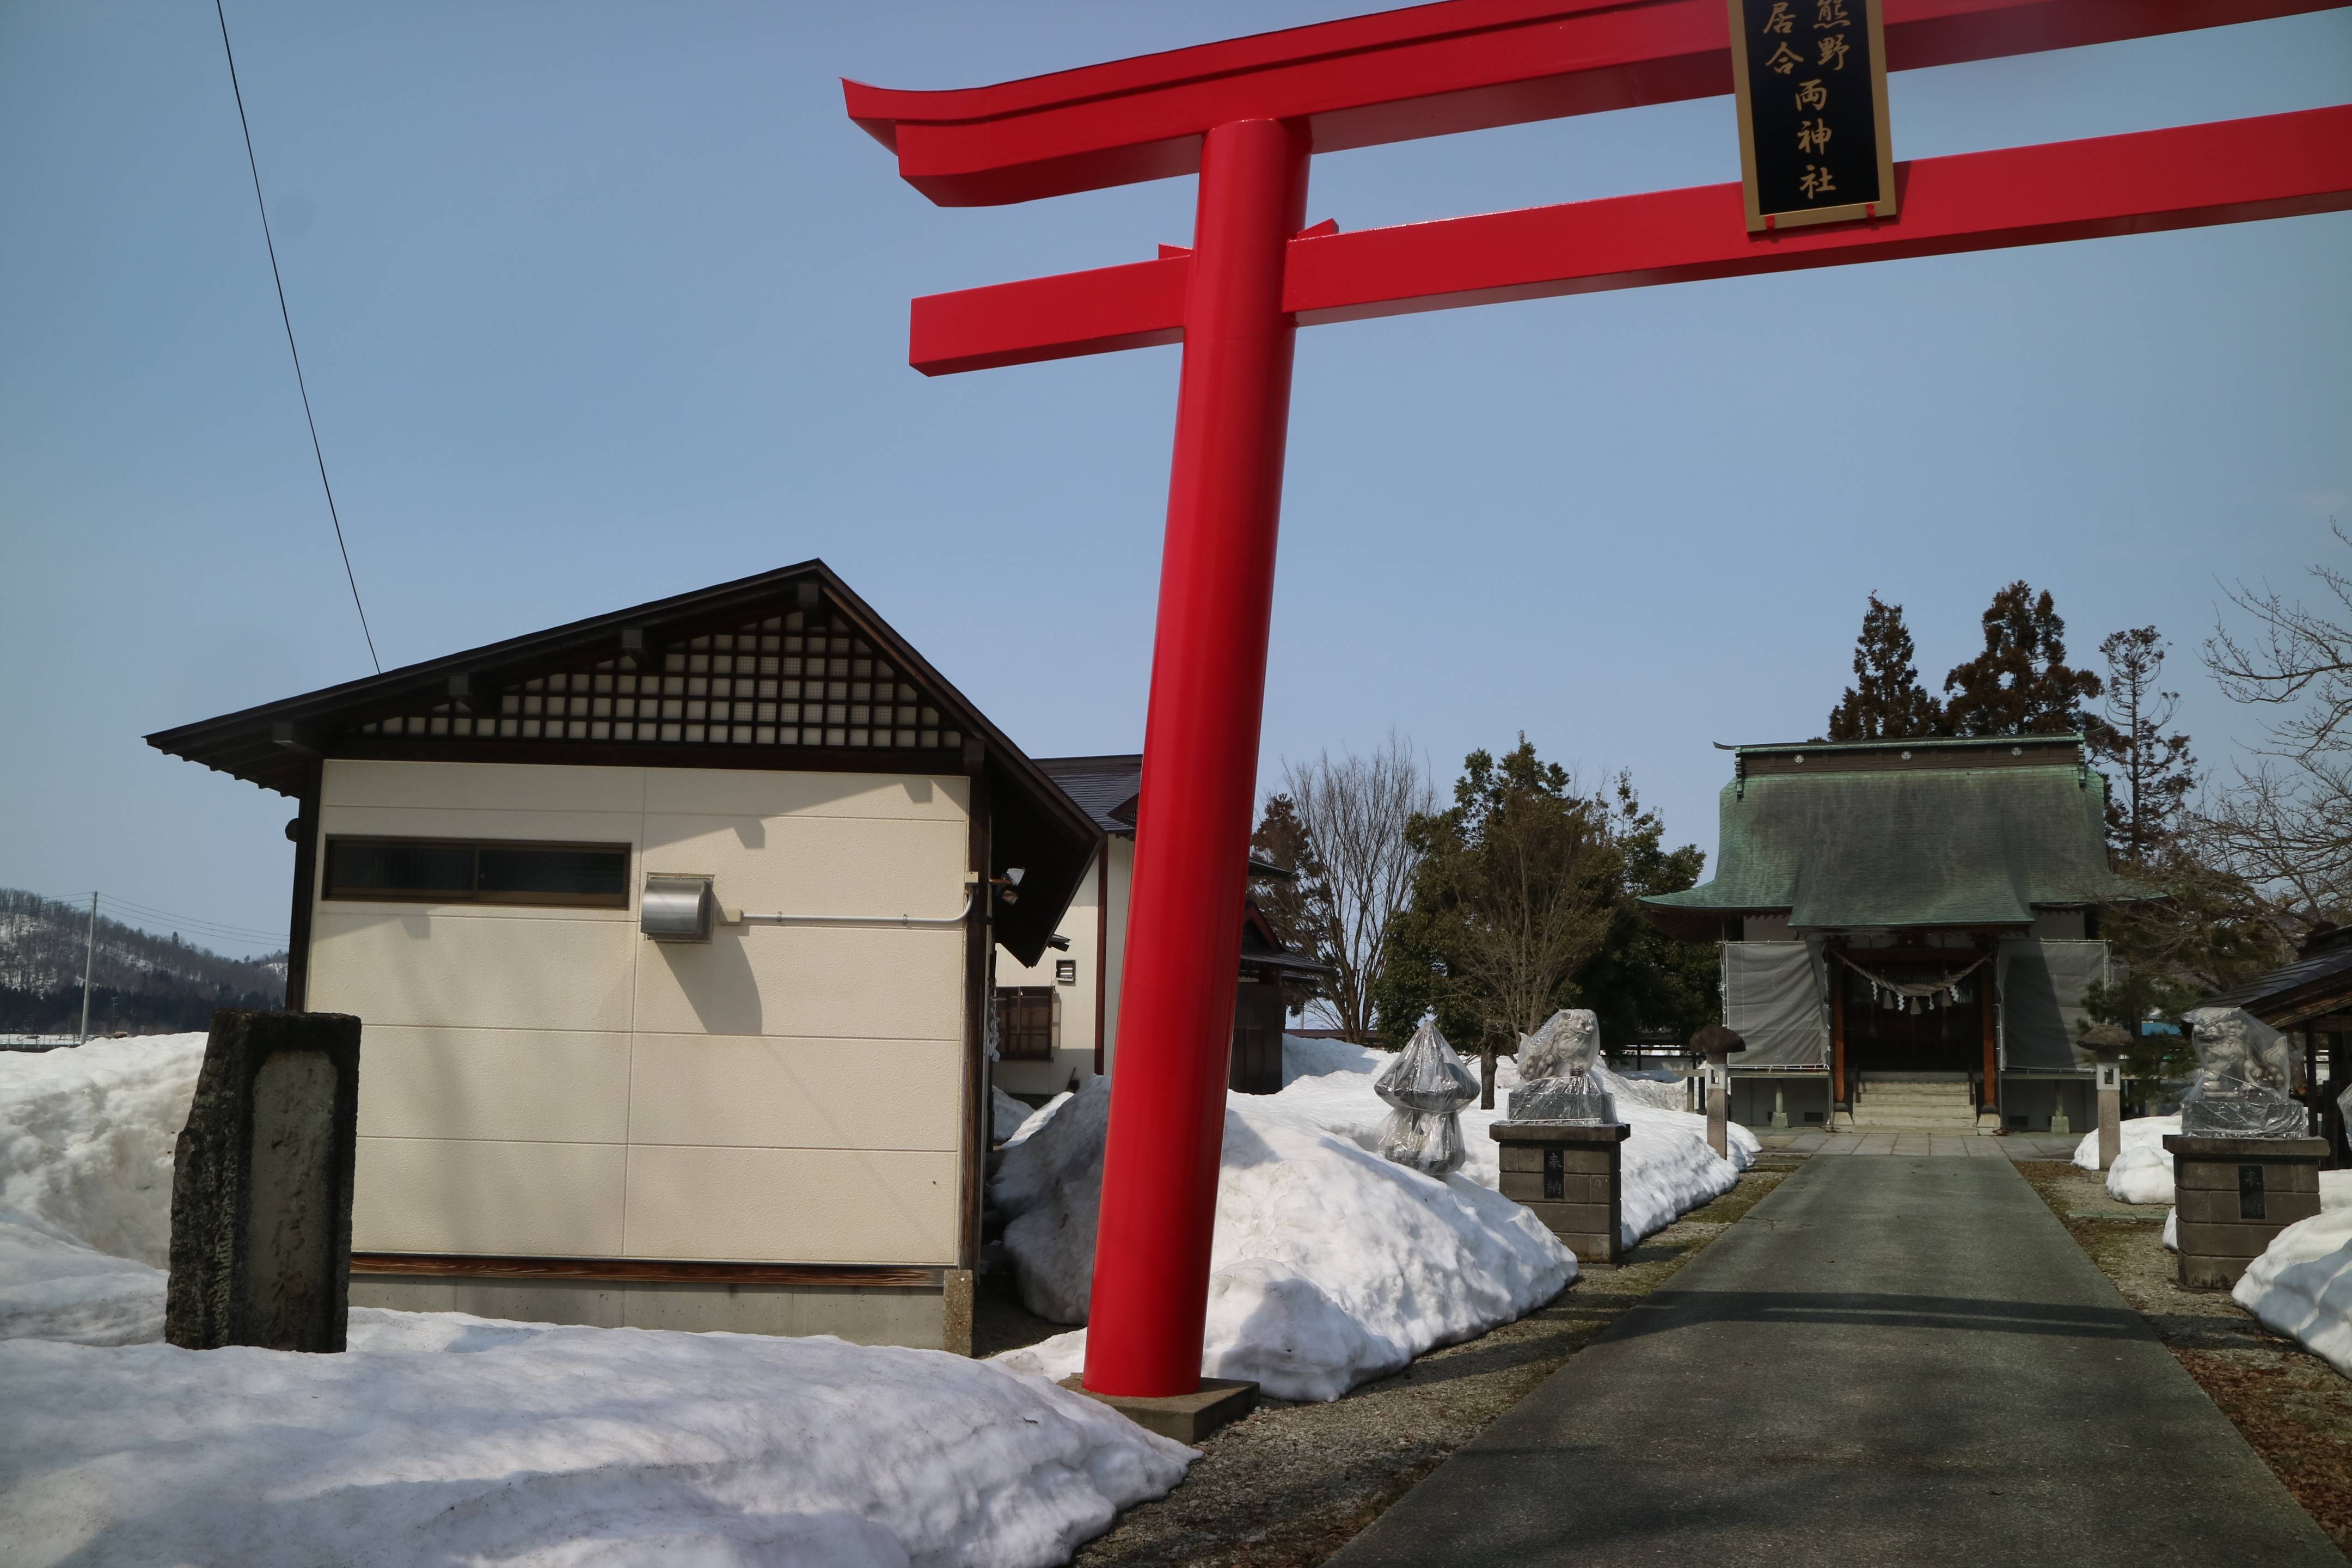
left=1491, top=1009, right=1632, bottom=1263
left=166, top=1009, right=363, bottom=1352
left=2164, top=1005, right=2323, bottom=1290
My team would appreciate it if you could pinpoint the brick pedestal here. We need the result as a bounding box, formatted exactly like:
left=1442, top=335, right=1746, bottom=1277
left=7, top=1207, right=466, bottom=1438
left=2163, top=1134, right=2326, bottom=1291
left=1490, top=1121, right=1631, bottom=1264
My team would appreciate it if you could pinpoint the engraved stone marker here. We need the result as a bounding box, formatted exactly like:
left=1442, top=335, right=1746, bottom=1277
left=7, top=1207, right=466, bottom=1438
left=166, top=1010, right=362, bottom=1352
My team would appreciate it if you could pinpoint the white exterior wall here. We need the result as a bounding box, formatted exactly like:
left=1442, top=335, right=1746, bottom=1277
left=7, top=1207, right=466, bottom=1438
left=991, top=836, right=1133, bottom=1094
left=310, top=759, right=972, bottom=1267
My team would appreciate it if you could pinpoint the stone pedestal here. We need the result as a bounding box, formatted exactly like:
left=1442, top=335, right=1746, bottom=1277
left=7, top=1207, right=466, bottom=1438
left=2163, top=1134, right=2326, bottom=1291
left=1061, top=1376, right=1258, bottom=1442
left=166, top=1010, right=362, bottom=1352
left=1491, top=1121, right=1631, bottom=1264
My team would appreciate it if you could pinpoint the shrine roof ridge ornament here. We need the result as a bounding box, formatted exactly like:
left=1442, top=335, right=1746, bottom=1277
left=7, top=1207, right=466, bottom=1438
left=843, top=0, right=2339, bottom=206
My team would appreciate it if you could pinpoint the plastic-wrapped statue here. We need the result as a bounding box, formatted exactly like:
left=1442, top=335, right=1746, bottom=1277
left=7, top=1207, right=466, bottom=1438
left=2179, top=1005, right=2305, bottom=1140
left=1373, top=1019, right=1481, bottom=1174
left=1507, top=1008, right=1619, bottom=1125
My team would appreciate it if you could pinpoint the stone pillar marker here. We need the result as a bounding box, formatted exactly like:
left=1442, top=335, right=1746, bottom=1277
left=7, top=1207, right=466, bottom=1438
left=166, top=1010, right=362, bottom=1352
left=2083, top=1021, right=2129, bottom=1171
left=1691, top=1024, right=1746, bottom=1160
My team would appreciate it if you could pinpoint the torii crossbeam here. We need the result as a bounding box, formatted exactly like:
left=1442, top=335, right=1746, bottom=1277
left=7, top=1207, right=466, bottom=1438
left=847, top=0, right=2352, bottom=1399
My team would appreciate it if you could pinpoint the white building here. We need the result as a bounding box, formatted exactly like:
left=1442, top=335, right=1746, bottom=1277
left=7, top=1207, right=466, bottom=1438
left=149, top=562, right=1098, bottom=1352
left=991, top=755, right=1326, bottom=1100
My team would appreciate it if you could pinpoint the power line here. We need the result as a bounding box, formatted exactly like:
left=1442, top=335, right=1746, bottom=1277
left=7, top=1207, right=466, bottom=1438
left=211, top=0, right=380, bottom=673
left=95, top=897, right=287, bottom=948
left=32, top=889, right=286, bottom=950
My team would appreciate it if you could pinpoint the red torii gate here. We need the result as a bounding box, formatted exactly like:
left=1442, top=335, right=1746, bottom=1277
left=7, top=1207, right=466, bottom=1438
left=846, top=0, right=2352, bottom=1399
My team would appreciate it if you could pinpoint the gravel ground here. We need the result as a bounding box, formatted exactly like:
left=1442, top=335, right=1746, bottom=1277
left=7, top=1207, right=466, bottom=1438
left=2016, top=1160, right=2352, bottom=1561
left=1008, top=1160, right=1795, bottom=1568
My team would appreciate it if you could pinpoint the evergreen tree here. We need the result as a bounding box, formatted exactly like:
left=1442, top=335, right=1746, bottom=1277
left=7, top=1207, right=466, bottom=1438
left=1824, top=592, right=1942, bottom=740
left=1248, top=792, right=1336, bottom=1015
left=1568, top=775, right=1721, bottom=1045
left=2091, top=626, right=2196, bottom=863
left=1940, top=581, right=2106, bottom=737
left=1373, top=739, right=1621, bottom=1059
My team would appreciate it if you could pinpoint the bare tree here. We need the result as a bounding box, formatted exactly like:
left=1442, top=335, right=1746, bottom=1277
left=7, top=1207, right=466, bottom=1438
left=2199, top=523, right=2352, bottom=923
left=1283, top=733, right=1436, bottom=1043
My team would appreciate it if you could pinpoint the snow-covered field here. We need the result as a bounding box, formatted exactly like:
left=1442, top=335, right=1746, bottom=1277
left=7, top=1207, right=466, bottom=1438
left=990, top=1035, right=1751, bottom=1401
left=0, top=1036, right=1190, bottom=1567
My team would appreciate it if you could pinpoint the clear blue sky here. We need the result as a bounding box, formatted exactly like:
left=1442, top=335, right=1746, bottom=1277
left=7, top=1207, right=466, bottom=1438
left=3, top=2, right=2347, bottom=958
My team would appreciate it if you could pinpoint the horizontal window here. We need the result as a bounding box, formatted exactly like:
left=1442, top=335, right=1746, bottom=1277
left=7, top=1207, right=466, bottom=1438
left=323, top=837, right=630, bottom=908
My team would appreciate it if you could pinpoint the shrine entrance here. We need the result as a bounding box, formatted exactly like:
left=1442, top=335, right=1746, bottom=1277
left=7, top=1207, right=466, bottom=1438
left=1839, top=960, right=1986, bottom=1076
left=848, top=0, right=2352, bottom=1398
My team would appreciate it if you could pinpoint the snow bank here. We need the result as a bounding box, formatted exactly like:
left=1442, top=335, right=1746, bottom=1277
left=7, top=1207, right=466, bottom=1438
left=990, top=1037, right=1753, bottom=1402
left=991, top=1073, right=1574, bottom=1402
left=2072, top=1116, right=2179, bottom=1204
left=991, top=1085, right=1032, bottom=1143
left=1264, top=1038, right=1756, bottom=1245
left=2234, top=1208, right=2352, bottom=1377
left=0, top=1032, right=204, bottom=1266
left=0, top=1311, right=1191, bottom=1568
left=0, top=1209, right=166, bottom=1347
left=1, top=1040, right=1192, bottom=1567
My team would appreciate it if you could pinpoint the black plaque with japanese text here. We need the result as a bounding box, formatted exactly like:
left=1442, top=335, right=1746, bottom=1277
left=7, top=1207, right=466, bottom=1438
left=1728, top=0, right=1896, bottom=232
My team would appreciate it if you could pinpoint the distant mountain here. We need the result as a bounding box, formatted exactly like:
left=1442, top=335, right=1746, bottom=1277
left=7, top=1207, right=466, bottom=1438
left=0, top=889, right=285, bottom=1036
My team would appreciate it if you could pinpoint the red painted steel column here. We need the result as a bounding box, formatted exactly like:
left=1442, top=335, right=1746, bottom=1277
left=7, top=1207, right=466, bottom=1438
left=1083, top=118, right=1309, bottom=1397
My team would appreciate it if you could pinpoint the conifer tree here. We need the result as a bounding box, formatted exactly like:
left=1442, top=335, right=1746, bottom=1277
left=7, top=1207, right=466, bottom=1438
left=2091, top=626, right=2196, bottom=863
left=1940, top=581, right=2105, bottom=737
left=1824, top=593, right=1941, bottom=740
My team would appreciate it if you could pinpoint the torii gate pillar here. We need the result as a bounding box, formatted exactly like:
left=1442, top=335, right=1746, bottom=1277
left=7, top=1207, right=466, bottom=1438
left=1087, top=118, right=1309, bottom=1396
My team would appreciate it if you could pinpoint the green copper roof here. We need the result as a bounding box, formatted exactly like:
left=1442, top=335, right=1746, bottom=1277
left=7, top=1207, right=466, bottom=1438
left=1644, top=737, right=2147, bottom=932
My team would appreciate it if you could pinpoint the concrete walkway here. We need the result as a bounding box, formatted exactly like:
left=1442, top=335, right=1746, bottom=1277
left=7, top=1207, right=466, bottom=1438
left=1332, top=1156, right=2337, bottom=1567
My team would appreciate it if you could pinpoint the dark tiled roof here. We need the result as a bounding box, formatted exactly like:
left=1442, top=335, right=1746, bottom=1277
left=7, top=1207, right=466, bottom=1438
left=2204, top=934, right=2352, bottom=1027
left=1034, top=755, right=1141, bottom=834
left=1643, top=734, right=2150, bottom=934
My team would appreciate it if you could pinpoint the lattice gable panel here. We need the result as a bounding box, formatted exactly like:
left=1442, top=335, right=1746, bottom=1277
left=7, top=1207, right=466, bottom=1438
left=349, top=593, right=965, bottom=755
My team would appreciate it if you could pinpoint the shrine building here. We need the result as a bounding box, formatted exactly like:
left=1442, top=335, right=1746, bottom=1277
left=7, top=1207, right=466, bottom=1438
left=147, top=561, right=1099, bottom=1352
left=1640, top=734, right=2147, bottom=1135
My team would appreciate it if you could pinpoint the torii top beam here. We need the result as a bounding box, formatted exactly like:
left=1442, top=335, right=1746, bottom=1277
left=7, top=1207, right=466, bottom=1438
left=844, top=0, right=2336, bottom=206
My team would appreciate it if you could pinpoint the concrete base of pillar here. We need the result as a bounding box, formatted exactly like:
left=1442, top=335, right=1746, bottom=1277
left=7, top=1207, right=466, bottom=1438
left=2164, top=1134, right=2325, bottom=1291
left=1061, top=1376, right=1258, bottom=1443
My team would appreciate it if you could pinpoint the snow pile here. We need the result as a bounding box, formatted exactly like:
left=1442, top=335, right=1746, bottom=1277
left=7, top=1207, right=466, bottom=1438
left=0, top=1209, right=166, bottom=1347
left=1, top=1040, right=1193, bottom=1566
left=2072, top=1116, right=2179, bottom=1204
left=0, top=1032, right=205, bottom=1265
left=989, top=1037, right=1751, bottom=1401
left=2234, top=1208, right=2352, bottom=1377
left=1265, top=1038, right=1756, bottom=1245
left=991, top=1085, right=1033, bottom=1143
left=1, top=1313, right=1192, bottom=1567
left=990, top=1074, right=1574, bottom=1402
left=1007, top=1091, right=1071, bottom=1148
